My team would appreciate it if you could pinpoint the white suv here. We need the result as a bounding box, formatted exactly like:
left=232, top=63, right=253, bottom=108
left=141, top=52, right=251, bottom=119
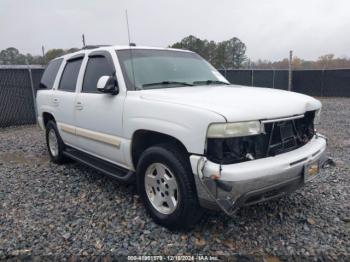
left=36, top=45, right=329, bottom=229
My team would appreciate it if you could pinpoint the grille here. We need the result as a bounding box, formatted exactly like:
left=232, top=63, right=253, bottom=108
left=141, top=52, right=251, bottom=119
left=264, top=114, right=315, bottom=156
left=206, top=111, right=316, bottom=164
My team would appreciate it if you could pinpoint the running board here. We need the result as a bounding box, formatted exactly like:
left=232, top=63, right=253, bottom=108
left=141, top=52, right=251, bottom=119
left=63, top=147, right=135, bottom=184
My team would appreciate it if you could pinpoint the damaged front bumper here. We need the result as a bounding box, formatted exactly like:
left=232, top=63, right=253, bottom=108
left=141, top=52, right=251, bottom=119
left=190, top=134, right=333, bottom=216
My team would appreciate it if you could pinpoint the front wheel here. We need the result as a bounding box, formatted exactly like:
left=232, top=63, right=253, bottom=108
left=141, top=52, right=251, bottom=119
left=136, top=144, right=204, bottom=230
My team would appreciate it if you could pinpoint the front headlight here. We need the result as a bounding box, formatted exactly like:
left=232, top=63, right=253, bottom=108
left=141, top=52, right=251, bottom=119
left=207, top=121, right=264, bottom=138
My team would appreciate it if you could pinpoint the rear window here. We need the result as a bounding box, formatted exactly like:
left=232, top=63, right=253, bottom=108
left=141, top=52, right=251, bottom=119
left=58, top=58, right=83, bottom=92
left=40, top=59, right=63, bottom=89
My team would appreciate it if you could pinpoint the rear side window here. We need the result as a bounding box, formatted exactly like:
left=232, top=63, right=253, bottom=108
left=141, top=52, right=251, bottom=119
left=40, top=59, right=63, bottom=89
left=58, top=58, right=83, bottom=92
left=82, top=56, right=115, bottom=93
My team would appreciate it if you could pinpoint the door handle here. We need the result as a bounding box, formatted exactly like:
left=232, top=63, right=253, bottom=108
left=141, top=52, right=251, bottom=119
left=75, top=102, right=83, bottom=110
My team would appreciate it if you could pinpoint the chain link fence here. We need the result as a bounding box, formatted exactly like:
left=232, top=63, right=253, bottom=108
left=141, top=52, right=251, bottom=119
left=0, top=67, right=44, bottom=128
left=220, top=69, right=289, bottom=90
left=219, top=69, right=350, bottom=97
left=0, top=67, right=349, bottom=128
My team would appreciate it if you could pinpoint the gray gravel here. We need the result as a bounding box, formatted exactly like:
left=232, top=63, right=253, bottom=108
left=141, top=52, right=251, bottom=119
left=0, top=97, right=349, bottom=260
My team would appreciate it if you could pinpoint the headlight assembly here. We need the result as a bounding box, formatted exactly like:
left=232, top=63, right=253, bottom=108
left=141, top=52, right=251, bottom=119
left=207, top=121, right=264, bottom=138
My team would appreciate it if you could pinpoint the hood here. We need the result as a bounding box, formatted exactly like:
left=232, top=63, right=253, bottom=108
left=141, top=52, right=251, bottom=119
left=139, top=85, right=321, bottom=122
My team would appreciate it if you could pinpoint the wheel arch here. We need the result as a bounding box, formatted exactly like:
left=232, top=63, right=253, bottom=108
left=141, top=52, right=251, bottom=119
left=42, top=112, right=56, bottom=128
left=131, top=129, right=189, bottom=169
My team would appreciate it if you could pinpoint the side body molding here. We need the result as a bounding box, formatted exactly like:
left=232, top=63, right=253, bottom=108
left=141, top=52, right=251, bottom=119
left=57, top=122, right=121, bottom=148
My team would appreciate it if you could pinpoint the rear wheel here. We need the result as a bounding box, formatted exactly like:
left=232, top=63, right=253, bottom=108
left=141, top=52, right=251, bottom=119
left=45, top=121, right=67, bottom=164
left=136, top=144, right=204, bottom=230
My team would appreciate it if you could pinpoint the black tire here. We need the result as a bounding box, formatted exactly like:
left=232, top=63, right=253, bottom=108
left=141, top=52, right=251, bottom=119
left=136, top=143, right=204, bottom=230
left=45, top=121, right=68, bottom=164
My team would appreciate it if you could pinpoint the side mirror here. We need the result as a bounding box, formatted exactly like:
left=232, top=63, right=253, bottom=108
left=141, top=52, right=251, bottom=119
left=97, top=75, right=119, bottom=95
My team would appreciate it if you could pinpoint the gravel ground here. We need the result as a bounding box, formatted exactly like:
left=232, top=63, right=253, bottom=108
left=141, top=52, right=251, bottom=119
left=0, top=98, right=349, bottom=260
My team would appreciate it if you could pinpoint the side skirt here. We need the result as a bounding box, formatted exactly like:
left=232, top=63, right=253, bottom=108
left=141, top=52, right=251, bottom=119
left=63, top=146, right=135, bottom=184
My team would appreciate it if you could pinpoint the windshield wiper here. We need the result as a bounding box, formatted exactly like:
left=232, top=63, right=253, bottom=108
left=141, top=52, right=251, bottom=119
left=193, top=80, right=230, bottom=85
left=143, top=81, right=194, bottom=87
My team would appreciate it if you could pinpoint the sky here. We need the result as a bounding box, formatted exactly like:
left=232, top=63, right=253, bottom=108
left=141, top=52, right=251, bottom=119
left=1, top=0, right=349, bottom=61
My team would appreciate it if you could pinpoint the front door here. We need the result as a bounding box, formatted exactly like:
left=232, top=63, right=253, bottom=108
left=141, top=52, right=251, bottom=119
left=74, top=52, right=126, bottom=166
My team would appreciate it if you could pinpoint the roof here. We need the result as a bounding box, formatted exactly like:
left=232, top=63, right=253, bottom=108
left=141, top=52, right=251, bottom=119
left=112, top=45, right=192, bottom=52
left=53, top=45, right=193, bottom=61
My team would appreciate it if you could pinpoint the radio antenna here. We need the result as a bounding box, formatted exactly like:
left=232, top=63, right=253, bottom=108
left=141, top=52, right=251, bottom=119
left=82, top=33, right=86, bottom=47
left=125, top=10, right=132, bottom=46
left=125, top=10, right=137, bottom=89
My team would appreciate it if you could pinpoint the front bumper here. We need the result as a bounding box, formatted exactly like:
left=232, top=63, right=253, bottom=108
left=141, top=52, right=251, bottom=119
left=190, top=134, right=330, bottom=215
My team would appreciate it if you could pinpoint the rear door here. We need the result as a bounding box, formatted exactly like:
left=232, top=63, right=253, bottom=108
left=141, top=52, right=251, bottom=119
left=52, top=54, right=84, bottom=146
left=37, top=58, right=63, bottom=128
left=74, top=51, right=126, bottom=166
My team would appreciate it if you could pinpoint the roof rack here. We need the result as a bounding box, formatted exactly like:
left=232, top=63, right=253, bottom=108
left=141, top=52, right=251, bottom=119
left=82, top=45, right=111, bottom=50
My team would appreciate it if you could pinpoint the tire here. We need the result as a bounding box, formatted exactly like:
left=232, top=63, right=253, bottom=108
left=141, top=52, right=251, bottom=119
left=45, top=120, right=68, bottom=164
left=136, top=143, right=204, bottom=230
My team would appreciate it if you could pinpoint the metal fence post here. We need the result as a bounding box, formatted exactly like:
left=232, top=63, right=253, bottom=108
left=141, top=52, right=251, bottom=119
left=321, top=69, right=325, bottom=97
left=26, top=60, right=38, bottom=124
left=288, top=50, right=293, bottom=91
left=221, top=64, right=227, bottom=78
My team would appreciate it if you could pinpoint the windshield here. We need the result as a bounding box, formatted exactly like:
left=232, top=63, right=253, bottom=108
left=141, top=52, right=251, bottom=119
left=116, top=49, right=229, bottom=90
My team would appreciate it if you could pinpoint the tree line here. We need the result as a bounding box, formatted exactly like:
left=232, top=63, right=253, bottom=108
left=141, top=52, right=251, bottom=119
left=0, top=35, right=248, bottom=69
left=170, top=35, right=247, bottom=69
left=251, top=54, right=350, bottom=70
left=1, top=36, right=350, bottom=70
left=0, top=47, right=79, bottom=65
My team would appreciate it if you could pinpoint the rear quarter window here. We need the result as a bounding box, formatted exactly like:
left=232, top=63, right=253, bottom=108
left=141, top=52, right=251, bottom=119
left=40, top=58, right=63, bottom=89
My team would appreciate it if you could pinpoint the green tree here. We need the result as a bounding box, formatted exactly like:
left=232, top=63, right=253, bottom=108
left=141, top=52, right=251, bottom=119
left=214, top=37, right=247, bottom=69
left=206, top=40, right=217, bottom=65
left=212, top=41, right=226, bottom=68
left=0, top=47, right=80, bottom=65
left=28, top=54, right=44, bottom=65
left=227, top=37, right=247, bottom=69
left=170, top=35, right=247, bottom=69
left=171, top=35, right=208, bottom=59
left=43, top=49, right=65, bottom=64
left=0, top=47, right=21, bottom=64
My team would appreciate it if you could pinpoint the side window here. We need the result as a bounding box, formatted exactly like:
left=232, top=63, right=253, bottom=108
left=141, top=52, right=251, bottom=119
left=40, top=58, right=63, bottom=89
left=82, top=56, right=114, bottom=93
left=58, top=58, right=83, bottom=92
